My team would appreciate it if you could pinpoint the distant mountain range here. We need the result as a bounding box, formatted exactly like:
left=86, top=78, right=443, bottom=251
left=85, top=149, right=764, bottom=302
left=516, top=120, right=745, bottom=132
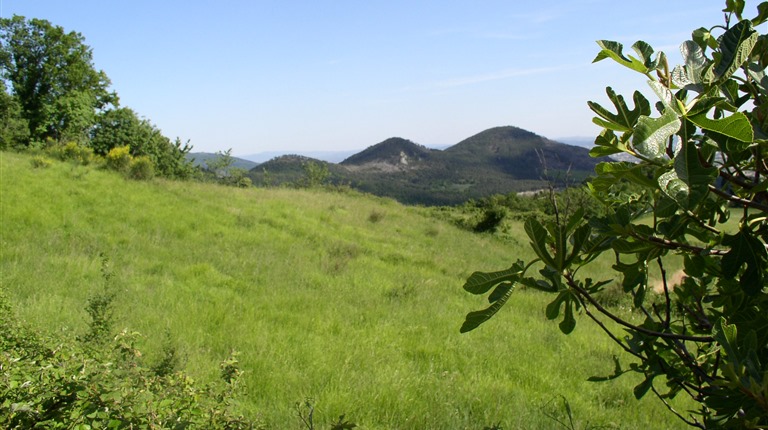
left=231, top=126, right=602, bottom=205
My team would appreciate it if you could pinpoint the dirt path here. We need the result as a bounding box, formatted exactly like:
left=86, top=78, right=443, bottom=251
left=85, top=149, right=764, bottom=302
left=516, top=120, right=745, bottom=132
left=652, top=269, right=686, bottom=293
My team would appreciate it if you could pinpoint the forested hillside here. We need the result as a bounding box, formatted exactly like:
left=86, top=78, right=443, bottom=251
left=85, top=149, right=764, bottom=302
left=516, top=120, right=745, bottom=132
left=250, top=126, right=601, bottom=205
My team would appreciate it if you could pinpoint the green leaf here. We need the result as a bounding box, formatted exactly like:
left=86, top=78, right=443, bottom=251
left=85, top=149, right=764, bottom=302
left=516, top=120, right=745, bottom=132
left=674, top=40, right=709, bottom=90
left=658, top=140, right=717, bottom=210
left=688, top=111, right=754, bottom=142
left=632, top=109, right=681, bottom=160
left=633, top=374, right=655, bottom=399
left=525, top=218, right=557, bottom=268
left=460, top=284, right=515, bottom=333
left=594, top=161, right=657, bottom=188
left=714, top=318, right=741, bottom=367
left=723, top=0, right=746, bottom=17
left=462, top=261, right=524, bottom=295
left=550, top=224, right=568, bottom=270
left=722, top=230, right=767, bottom=295
left=714, top=20, right=758, bottom=81
left=519, top=275, right=558, bottom=293
left=488, top=282, right=514, bottom=303
left=546, top=291, right=569, bottom=320
left=655, top=195, right=679, bottom=217
left=632, top=41, right=658, bottom=69
left=560, top=299, right=576, bottom=334
left=683, top=254, right=706, bottom=278
left=566, top=223, right=591, bottom=267
left=589, top=144, right=623, bottom=157
left=692, top=27, right=718, bottom=50
left=614, top=261, right=648, bottom=293
left=647, top=80, right=682, bottom=115
left=588, top=88, right=651, bottom=133
left=593, top=40, right=653, bottom=74
left=686, top=93, right=727, bottom=117
left=752, top=2, right=768, bottom=25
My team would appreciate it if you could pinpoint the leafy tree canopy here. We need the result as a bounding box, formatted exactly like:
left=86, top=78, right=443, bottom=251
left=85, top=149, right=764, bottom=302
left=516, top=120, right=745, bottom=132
left=0, top=79, right=28, bottom=149
left=0, top=15, right=116, bottom=143
left=462, top=2, right=768, bottom=428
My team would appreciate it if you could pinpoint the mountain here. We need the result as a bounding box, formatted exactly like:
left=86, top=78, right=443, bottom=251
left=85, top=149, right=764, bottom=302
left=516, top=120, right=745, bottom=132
left=340, top=137, right=437, bottom=172
left=442, top=126, right=596, bottom=180
left=187, top=152, right=259, bottom=171
left=247, top=126, right=602, bottom=206
left=241, top=149, right=359, bottom=163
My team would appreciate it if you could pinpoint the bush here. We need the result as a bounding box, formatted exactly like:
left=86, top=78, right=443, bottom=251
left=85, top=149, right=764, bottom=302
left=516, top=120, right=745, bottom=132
left=128, top=155, right=155, bottom=180
left=48, top=141, right=94, bottom=165
left=105, top=145, right=132, bottom=172
left=29, top=156, right=52, bottom=169
left=473, top=205, right=507, bottom=233
left=0, top=264, right=260, bottom=429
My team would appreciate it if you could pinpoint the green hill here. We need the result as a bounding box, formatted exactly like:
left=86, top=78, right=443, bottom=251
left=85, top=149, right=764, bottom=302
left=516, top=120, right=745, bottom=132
left=340, top=137, right=436, bottom=167
left=187, top=152, right=260, bottom=171
left=250, top=126, right=600, bottom=205
left=0, top=151, right=684, bottom=429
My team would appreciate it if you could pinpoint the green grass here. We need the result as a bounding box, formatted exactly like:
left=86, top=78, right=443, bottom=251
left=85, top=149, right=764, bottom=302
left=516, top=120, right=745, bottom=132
left=0, top=151, right=688, bottom=429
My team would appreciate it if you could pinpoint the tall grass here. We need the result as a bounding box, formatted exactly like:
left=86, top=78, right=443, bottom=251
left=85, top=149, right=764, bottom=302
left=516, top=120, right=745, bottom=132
left=0, top=151, right=687, bottom=429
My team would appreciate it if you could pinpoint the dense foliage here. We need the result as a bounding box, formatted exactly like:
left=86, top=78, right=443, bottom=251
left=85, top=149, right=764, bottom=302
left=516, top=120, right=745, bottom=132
left=462, top=2, right=768, bottom=428
left=0, top=266, right=258, bottom=429
left=0, top=15, right=194, bottom=178
left=0, top=16, right=115, bottom=143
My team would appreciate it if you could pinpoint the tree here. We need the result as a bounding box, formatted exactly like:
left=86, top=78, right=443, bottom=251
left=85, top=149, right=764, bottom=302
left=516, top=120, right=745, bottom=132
left=0, top=79, right=28, bottom=149
left=301, top=160, right=331, bottom=188
left=91, top=107, right=195, bottom=179
left=461, top=2, right=768, bottom=428
left=90, top=107, right=149, bottom=156
left=0, top=15, right=116, bottom=143
left=203, top=148, right=252, bottom=187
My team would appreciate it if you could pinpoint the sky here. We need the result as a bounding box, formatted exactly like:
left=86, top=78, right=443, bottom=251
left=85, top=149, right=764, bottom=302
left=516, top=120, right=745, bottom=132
left=1, top=1, right=759, bottom=156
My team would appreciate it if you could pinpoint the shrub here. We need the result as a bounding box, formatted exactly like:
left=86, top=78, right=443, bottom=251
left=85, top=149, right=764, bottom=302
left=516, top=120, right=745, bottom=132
left=368, top=210, right=385, bottom=223
left=0, top=261, right=260, bottom=429
left=128, top=155, right=155, bottom=180
left=29, top=156, right=52, bottom=169
left=473, top=205, right=507, bottom=233
left=48, top=141, right=94, bottom=165
left=105, top=145, right=132, bottom=171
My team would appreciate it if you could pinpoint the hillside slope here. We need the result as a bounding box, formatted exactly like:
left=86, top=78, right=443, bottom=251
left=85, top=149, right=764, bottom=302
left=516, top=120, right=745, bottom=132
left=248, top=126, right=600, bottom=205
left=0, top=152, right=683, bottom=429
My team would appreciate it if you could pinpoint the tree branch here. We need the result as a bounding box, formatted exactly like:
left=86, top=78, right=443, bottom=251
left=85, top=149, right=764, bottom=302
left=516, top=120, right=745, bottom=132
left=651, top=386, right=706, bottom=429
left=563, top=273, right=715, bottom=342
left=637, top=233, right=728, bottom=256
left=709, top=185, right=768, bottom=213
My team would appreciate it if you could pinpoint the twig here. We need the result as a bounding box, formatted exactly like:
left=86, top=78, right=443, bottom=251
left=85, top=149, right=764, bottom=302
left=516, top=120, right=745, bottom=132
left=651, top=386, right=706, bottom=429
left=563, top=273, right=714, bottom=342
left=637, top=233, right=728, bottom=256
left=572, top=292, right=645, bottom=361
left=709, top=185, right=768, bottom=213
left=657, top=257, right=672, bottom=329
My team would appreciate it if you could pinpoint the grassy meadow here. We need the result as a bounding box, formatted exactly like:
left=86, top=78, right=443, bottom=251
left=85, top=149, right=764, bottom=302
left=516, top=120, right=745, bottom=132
left=0, top=151, right=688, bottom=429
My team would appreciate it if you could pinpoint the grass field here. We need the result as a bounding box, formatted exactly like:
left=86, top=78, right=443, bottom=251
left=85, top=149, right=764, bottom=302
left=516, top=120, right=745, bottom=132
left=0, top=151, right=689, bottom=429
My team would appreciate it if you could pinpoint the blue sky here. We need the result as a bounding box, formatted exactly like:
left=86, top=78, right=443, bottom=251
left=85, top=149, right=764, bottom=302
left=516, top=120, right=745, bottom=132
left=1, top=1, right=755, bottom=156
